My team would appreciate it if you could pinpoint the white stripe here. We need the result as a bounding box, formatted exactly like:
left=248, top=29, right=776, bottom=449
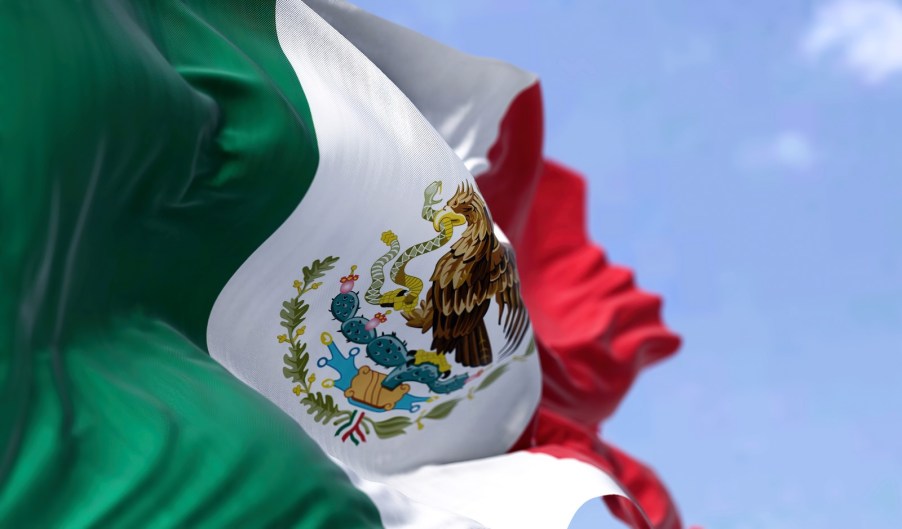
left=210, top=0, right=540, bottom=478
left=384, top=451, right=630, bottom=528
left=302, top=0, right=536, bottom=174
left=208, top=1, right=631, bottom=526
left=333, top=457, right=486, bottom=528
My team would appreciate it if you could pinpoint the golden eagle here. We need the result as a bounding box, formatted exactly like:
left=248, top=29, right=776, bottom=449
left=404, top=182, right=529, bottom=367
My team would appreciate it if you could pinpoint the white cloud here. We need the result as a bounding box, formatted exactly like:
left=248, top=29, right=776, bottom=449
left=802, top=0, right=902, bottom=84
left=736, top=131, right=817, bottom=172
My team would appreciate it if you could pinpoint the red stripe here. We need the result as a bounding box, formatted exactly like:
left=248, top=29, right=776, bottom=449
left=477, top=84, right=683, bottom=529
left=475, top=82, right=545, bottom=249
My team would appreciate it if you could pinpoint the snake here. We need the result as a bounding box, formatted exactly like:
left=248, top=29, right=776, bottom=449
left=365, top=181, right=462, bottom=311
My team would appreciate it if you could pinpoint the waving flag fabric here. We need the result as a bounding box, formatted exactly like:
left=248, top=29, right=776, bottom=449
left=1, top=1, right=680, bottom=528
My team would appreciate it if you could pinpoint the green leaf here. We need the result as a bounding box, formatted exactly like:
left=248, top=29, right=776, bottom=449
left=424, top=398, right=460, bottom=421
left=512, top=338, right=537, bottom=362
left=371, top=416, right=412, bottom=439
left=280, top=298, right=310, bottom=329
left=476, top=364, right=509, bottom=392
left=300, top=392, right=341, bottom=424
left=282, top=342, right=308, bottom=382
left=302, top=256, right=339, bottom=284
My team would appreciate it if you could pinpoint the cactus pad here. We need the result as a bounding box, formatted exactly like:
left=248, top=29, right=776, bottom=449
left=340, top=317, right=375, bottom=344
left=330, top=292, right=359, bottom=323
left=366, top=334, right=408, bottom=367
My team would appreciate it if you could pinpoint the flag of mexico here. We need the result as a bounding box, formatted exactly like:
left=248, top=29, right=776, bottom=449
left=1, top=1, right=681, bottom=528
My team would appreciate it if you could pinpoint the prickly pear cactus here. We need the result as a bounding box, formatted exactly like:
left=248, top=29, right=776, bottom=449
left=340, top=317, right=375, bottom=345
left=330, top=292, right=359, bottom=322
left=365, top=334, right=408, bottom=367
left=383, top=363, right=468, bottom=394
left=331, top=281, right=470, bottom=395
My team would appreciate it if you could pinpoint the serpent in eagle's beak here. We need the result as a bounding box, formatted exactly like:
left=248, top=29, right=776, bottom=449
left=433, top=205, right=466, bottom=232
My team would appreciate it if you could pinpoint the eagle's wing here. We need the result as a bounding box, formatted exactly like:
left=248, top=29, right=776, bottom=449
left=429, top=235, right=493, bottom=354
left=488, top=240, right=529, bottom=358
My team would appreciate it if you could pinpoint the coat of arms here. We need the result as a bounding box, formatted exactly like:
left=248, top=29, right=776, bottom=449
left=277, top=181, right=534, bottom=445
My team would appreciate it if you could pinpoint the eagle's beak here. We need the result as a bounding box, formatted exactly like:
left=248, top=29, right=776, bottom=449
left=433, top=206, right=466, bottom=232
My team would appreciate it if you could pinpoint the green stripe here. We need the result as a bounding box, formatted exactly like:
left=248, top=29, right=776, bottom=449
left=1, top=1, right=382, bottom=527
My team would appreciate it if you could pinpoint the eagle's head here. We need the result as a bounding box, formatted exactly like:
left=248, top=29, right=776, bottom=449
left=432, top=182, right=486, bottom=233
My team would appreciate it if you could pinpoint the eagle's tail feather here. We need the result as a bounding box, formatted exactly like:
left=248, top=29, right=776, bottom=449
left=498, top=307, right=530, bottom=359
left=455, top=320, right=492, bottom=367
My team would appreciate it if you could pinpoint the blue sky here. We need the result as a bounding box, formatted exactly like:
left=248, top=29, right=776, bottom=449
left=352, top=1, right=902, bottom=527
